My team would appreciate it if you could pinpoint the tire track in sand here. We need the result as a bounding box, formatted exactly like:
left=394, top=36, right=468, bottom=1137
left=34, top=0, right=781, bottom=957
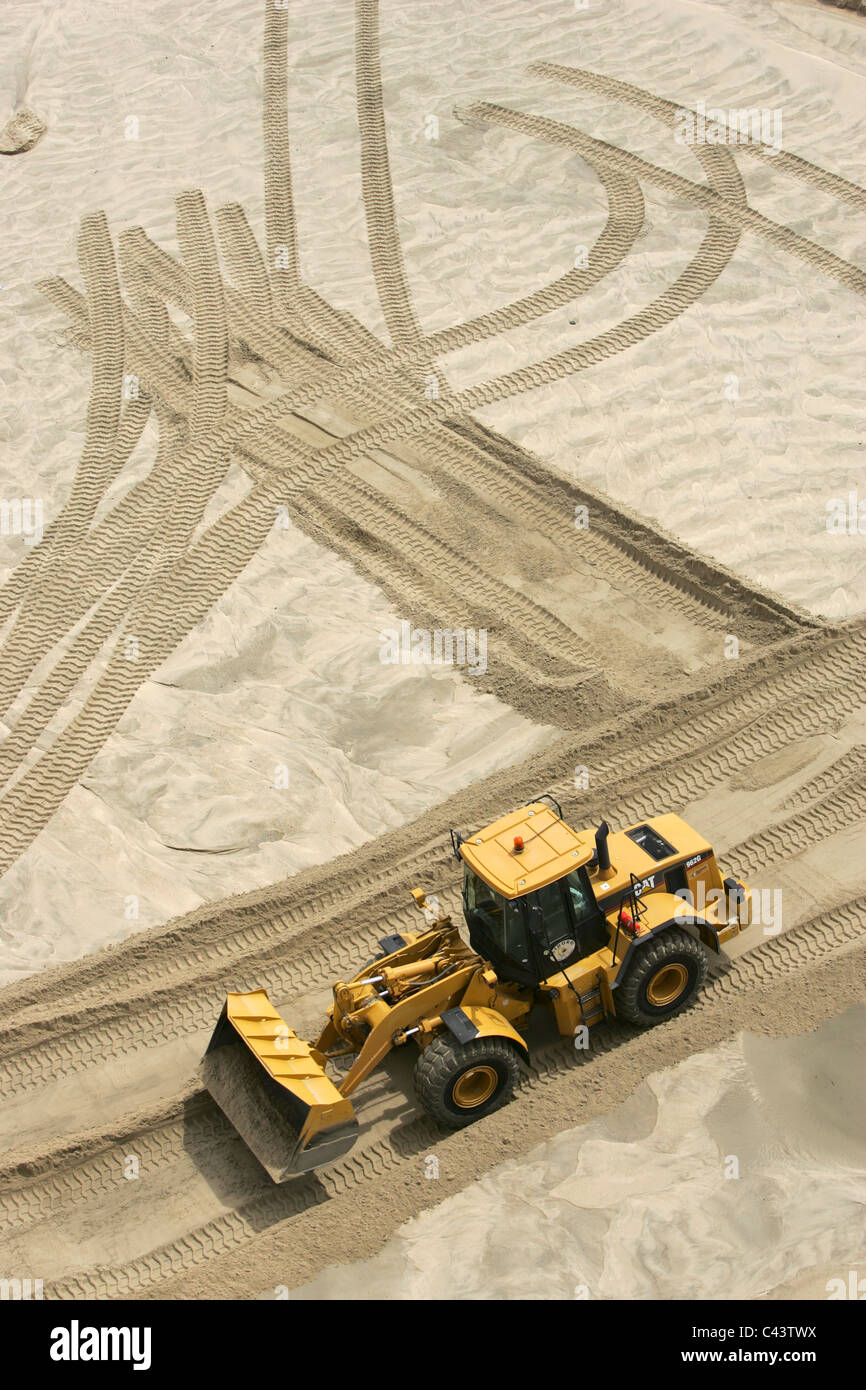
left=464, top=101, right=866, bottom=300
left=0, top=623, right=861, bottom=1099
left=1, top=895, right=860, bottom=1297
left=531, top=63, right=866, bottom=214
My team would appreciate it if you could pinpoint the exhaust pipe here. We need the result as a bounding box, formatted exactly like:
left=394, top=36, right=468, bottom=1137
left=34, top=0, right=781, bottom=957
left=595, top=820, right=612, bottom=874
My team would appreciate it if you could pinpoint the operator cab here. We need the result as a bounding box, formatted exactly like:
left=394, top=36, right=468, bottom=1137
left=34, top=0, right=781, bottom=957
left=457, top=799, right=610, bottom=987
left=463, top=863, right=610, bottom=986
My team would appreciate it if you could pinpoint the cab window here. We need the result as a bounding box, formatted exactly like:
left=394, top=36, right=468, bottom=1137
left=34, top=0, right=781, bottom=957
left=529, top=871, right=608, bottom=966
left=563, top=868, right=610, bottom=956
left=563, top=868, right=595, bottom=922
left=530, top=881, right=578, bottom=966
left=463, top=870, right=530, bottom=969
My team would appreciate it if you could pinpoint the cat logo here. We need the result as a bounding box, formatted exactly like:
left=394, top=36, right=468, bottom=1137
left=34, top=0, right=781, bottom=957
left=633, top=874, right=656, bottom=895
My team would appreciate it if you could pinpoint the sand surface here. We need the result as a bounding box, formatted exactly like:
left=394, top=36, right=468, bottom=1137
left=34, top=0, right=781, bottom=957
left=287, top=1006, right=866, bottom=1300
left=0, top=0, right=864, bottom=1301
left=1, top=641, right=865, bottom=1299
left=1, top=0, right=865, bottom=980
left=0, top=518, right=552, bottom=984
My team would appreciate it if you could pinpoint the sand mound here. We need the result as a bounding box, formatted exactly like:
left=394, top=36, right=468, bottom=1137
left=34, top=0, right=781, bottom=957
left=0, top=106, right=45, bottom=155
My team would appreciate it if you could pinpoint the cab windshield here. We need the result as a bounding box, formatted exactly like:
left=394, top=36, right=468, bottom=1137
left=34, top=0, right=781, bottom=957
left=462, top=868, right=532, bottom=973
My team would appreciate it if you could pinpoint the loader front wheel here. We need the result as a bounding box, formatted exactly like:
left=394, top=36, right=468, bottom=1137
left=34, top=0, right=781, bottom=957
left=616, top=928, right=707, bottom=1026
left=414, top=1035, right=521, bottom=1128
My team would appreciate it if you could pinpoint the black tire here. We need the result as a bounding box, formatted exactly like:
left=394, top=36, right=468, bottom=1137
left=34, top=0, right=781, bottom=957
left=414, top=1034, right=522, bottom=1128
left=616, top=928, right=707, bottom=1026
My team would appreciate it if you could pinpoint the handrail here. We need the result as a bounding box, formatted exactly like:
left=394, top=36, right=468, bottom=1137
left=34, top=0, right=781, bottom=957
left=531, top=790, right=563, bottom=819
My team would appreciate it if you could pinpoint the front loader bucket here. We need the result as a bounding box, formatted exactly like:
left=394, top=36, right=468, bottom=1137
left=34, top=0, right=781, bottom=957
left=202, top=991, right=358, bottom=1181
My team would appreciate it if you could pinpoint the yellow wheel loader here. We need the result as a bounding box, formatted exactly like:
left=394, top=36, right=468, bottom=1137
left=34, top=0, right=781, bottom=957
left=203, top=795, right=751, bottom=1180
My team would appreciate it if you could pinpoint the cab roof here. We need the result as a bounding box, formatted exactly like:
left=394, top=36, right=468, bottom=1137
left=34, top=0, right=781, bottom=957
left=459, top=803, right=592, bottom=899
left=460, top=807, right=713, bottom=901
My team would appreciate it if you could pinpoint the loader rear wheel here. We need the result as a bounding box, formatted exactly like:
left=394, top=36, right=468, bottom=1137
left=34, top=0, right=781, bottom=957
left=616, top=928, right=706, bottom=1026
left=414, top=1035, right=521, bottom=1128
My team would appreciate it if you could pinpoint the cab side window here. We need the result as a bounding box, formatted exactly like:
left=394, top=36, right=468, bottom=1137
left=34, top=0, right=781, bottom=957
left=563, top=869, right=610, bottom=957
left=563, top=869, right=595, bottom=922
left=503, top=899, right=530, bottom=968
left=532, top=882, right=574, bottom=957
left=465, top=871, right=500, bottom=917
left=464, top=871, right=531, bottom=971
